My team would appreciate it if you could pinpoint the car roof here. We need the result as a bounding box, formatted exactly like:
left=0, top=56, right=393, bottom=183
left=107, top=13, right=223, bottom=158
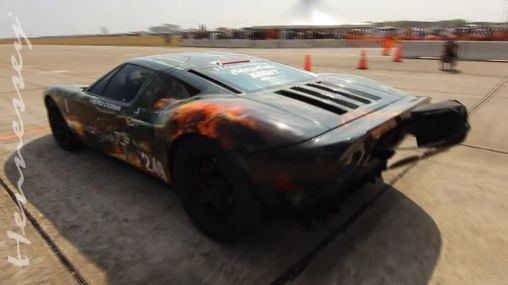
left=127, top=52, right=264, bottom=72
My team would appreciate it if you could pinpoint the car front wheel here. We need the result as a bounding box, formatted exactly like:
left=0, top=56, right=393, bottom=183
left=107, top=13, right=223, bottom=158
left=46, top=99, right=84, bottom=151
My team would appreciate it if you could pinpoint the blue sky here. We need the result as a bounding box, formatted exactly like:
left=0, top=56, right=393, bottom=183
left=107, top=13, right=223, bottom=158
left=0, top=0, right=507, bottom=38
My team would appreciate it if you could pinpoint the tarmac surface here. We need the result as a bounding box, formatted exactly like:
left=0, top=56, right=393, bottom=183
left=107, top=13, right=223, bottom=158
left=0, top=45, right=507, bottom=285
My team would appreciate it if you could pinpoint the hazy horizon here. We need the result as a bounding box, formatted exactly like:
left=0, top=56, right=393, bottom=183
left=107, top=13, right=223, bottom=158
left=1, top=0, right=507, bottom=38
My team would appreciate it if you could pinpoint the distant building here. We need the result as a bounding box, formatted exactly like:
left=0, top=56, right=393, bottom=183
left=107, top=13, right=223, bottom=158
left=149, top=24, right=187, bottom=35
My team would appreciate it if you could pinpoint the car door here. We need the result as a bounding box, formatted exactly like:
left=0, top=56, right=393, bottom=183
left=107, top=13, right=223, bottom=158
left=86, top=63, right=155, bottom=164
left=125, top=71, right=200, bottom=182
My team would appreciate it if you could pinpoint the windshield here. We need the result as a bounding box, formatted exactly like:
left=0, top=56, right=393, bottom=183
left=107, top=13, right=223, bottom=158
left=196, top=61, right=316, bottom=93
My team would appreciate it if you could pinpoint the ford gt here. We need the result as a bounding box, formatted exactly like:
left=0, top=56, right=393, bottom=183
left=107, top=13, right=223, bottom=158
left=44, top=52, right=469, bottom=242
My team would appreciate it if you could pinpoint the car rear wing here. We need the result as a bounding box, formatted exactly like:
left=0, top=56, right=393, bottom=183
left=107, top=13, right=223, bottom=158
left=410, top=100, right=470, bottom=148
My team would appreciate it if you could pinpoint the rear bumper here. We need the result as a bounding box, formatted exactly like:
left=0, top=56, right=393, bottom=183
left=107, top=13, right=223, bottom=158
left=240, top=97, right=469, bottom=215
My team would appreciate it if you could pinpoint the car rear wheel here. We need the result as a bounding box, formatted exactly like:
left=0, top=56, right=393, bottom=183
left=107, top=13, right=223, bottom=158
left=46, top=99, right=84, bottom=151
left=173, top=136, right=262, bottom=243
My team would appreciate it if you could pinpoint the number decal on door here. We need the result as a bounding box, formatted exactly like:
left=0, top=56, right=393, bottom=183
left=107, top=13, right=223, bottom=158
left=141, top=152, right=167, bottom=181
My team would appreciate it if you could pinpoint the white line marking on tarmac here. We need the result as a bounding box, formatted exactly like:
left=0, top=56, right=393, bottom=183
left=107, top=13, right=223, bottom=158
left=123, top=53, right=144, bottom=57
left=37, top=70, right=72, bottom=74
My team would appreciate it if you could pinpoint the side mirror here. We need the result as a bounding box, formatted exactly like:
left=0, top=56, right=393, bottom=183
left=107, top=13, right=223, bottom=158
left=411, top=100, right=470, bottom=148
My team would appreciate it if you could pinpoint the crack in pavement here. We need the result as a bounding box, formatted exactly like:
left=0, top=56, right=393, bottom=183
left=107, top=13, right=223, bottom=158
left=459, top=143, right=508, bottom=156
left=0, top=178, right=90, bottom=285
left=469, top=76, right=508, bottom=115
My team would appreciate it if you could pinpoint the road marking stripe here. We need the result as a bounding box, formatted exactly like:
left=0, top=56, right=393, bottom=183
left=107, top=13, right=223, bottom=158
left=37, top=70, right=72, bottom=74
left=0, top=127, right=50, bottom=140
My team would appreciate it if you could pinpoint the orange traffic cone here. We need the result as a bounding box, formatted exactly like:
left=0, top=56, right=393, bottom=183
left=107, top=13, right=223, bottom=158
left=382, top=39, right=391, bottom=56
left=393, top=45, right=402, bottom=62
left=358, top=49, right=368, bottom=69
left=304, top=54, right=312, bottom=71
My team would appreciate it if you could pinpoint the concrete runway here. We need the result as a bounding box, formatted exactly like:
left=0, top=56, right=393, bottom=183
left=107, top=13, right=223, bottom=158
left=0, top=45, right=507, bottom=285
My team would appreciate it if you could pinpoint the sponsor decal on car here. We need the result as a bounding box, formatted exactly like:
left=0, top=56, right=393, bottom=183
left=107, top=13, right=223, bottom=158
left=89, top=98, right=122, bottom=111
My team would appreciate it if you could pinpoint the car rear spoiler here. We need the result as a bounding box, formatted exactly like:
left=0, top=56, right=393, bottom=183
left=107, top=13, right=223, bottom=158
left=410, top=100, right=470, bottom=148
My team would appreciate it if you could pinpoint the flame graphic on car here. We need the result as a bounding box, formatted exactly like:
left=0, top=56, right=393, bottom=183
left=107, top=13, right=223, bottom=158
left=65, top=115, right=86, bottom=138
left=169, top=102, right=257, bottom=149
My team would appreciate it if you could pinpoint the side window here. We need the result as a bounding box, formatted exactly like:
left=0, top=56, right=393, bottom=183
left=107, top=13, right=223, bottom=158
left=101, top=64, right=155, bottom=103
left=140, top=72, right=199, bottom=110
left=87, top=65, right=121, bottom=95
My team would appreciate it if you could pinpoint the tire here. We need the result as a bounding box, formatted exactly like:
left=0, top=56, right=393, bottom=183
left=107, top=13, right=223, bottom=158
left=46, top=99, right=84, bottom=151
left=173, top=136, right=262, bottom=243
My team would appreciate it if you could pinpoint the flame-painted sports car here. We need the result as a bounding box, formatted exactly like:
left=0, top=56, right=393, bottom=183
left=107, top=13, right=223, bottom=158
left=44, top=52, right=469, bottom=242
